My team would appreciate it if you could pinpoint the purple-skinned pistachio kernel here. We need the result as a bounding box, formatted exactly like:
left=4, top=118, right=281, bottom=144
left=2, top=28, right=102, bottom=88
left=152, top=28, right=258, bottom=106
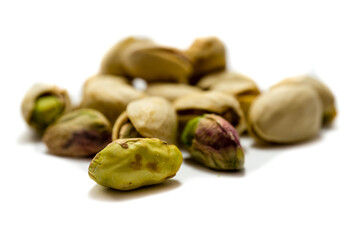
left=43, top=108, right=112, bottom=157
left=182, top=114, right=244, bottom=170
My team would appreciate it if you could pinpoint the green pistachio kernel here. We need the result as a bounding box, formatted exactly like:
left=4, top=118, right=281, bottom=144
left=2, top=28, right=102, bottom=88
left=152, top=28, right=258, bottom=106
left=88, top=138, right=183, bottom=190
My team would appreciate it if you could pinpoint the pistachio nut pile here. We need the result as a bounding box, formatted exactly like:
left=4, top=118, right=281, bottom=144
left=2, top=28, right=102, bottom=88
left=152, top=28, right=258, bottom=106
left=21, top=36, right=337, bottom=191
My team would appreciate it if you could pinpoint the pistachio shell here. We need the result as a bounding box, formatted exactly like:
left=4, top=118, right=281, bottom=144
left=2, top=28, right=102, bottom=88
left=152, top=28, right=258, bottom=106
left=112, top=97, right=178, bottom=144
left=88, top=138, right=183, bottom=191
left=186, top=37, right=226, bottom=83
left=21, top=83, right=71, bottom=132
left=273, top=75, right=337, bottom=125
left=197, top=71, right=261, bottom=119
left=100, top=37, right=153, bottom=77
left=197, top=71, right=255, bottom=90
left=173, top=91, right=247, bottom=134
left=145, top=83, right=203, bottom=102
left=248, top=84, right=322, bottom=144
left=122, top=41, right=193, bottom=83
left=80, top=75, right=145, bottom=124
left=43, top=108, right=112, bottom=157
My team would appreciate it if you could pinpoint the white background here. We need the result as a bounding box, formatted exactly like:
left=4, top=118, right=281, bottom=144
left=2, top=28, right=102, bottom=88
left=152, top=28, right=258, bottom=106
left=1, top=0, right=359, bottom=239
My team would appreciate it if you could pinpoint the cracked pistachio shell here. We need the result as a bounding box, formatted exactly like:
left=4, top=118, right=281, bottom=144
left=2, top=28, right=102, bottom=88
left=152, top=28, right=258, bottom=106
left=173, top=91, right=247, bottom=134
left=145, top=83, right=203, bottom=102
left=21, top=83, right=71, bottom=132
left=80, top=75, right=145, bottom=124
left=272, top=75, right=337, bottom=125
left=112, top=97, right=178, bottom=144
left=248, top=84, right=322, bottom=144
left=100, top=37, right=153, bottom=77
left=182, top=114, right=244, bottom=170
left=197, top=71, right=261, bottom=118
left=185, top=37, right=226, bottom=83
left=88, top=138, right=183, bottom=191
left=43, top=108, right=112, bottom=157
left=122, top=41, right=193, bottom=83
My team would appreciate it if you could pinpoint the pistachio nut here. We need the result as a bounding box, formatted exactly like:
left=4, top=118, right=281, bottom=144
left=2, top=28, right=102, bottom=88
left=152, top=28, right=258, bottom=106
left=21, top=83, right=71, bottom=132
left=43, top=108, right=112, bottom=157
left=173, top=91, right=247, bottom=134
left=88, top=138, right=183, bottom=191
left=100, top=36, right=153, bottom=77
left=112, top=96, right=178, bottom=144
left=272, top=75, right=337, bottom=125
left=182, top=114, right=244, bottom=170
left=248, top=84, right=322, bottom=144
left=145, top=83, right=203, bottom=102
left=122, top=40, right=193, bottom=83
left=185, top=37, right=226, bottom=83
left=80, top=74, right=145, bottom=124
left=197, top=71, right=260, bottom=119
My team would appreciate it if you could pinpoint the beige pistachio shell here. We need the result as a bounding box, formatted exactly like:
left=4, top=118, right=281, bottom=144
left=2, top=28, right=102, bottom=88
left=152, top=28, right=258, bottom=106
left=145, top=83, right=203, bottom=102
left=100, top=37, right=152, bottom=77
left=197, top=71, right=260, bottom=119
left=248, top=84, right=322, bottom=144
left=173, top=91, right=246, bottom=134
left=82, top=74, right=129, bottom=92
left=80, top=75, right=145, bottom=124
left=122, top=41, right=193, bottom=83
left=197, top=71, right=255, bottom=90
left=185, top=37, right=226, bottom=82
left=113, top=97, right=178, bottom=144
left=272, top=75, right=337, bottom=125
left=21, top=83, right=71, bottom=130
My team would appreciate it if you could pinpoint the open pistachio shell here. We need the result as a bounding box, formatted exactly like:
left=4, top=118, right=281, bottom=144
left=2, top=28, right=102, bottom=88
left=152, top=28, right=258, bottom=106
left=122, top=41, right=193, bottom=83
left=80, top=75, right=145, bottom=124
left=173, top=91, right=246, bottom=134
left=197, top=71, right=255, bottom=90
left=272, top=75, right=337, bottom=125
left=100, top=37, right=153, bottom=77
left=248, top=84, right=322, bottom=144
left=43, top=108, right=112, bottom=157
left=88, top=138, right=183, bottom=191
left=112, top=97, right=178, bottom=144
left=185, top=37, right=226, bottom=83
left=145, top=83, right=203, bottom=102
left=21, top=83, right=71, bottom=132
left=197, top=71, right=261, bottom=119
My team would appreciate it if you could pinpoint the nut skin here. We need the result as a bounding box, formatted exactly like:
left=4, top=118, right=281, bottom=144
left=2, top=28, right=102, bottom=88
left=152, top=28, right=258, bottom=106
left=88, top=138, right=183, bottom=191
left=43, top=108, right=112, bottom=157
left=182, top=114, right=244, bottom=171
left=21, top=83, right=71, bottom=132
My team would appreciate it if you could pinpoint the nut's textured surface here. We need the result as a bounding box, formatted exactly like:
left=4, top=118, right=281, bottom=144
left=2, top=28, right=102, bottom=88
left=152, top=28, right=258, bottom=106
left=21, top=83, right=71, bottom=132
left=43, top=108, right=112, bottom=157
left=88, top=138, right=183, bottom=190
left=249, top=84, right=322, bottom=144
left=182, top=114, right=244, bottom=170
left=112, top=97, right=178, bottom=144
